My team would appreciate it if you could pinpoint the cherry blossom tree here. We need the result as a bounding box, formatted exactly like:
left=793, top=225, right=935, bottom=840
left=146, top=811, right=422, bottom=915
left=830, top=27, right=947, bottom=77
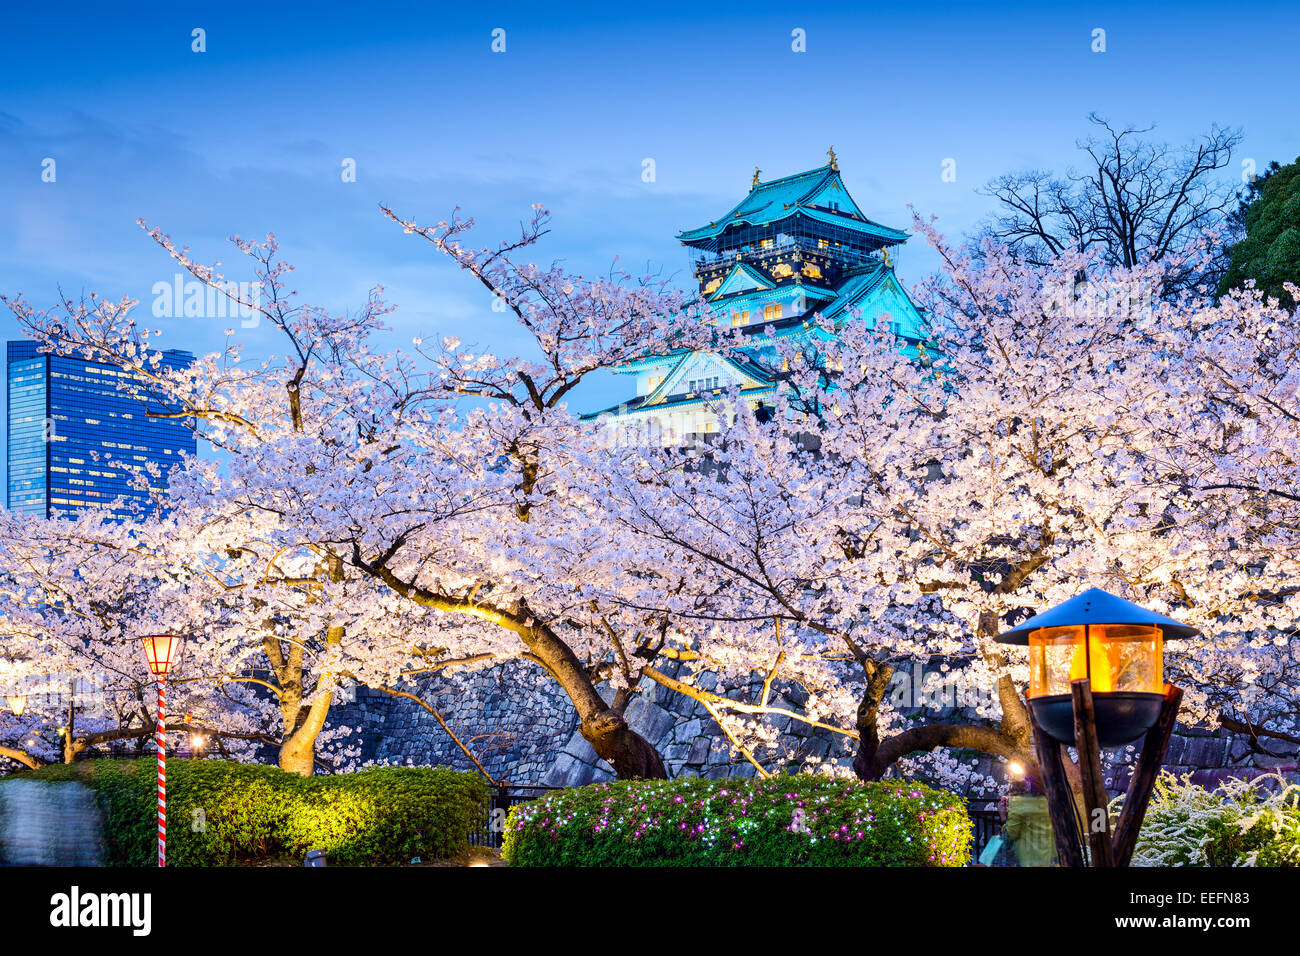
left=4, top=207, right=710, bottom=779
left=2, top=231, right=466, bottom=774
left=1151, top=276, right=1300, bottom=758
left=334, top=205, right=712, bottom=778
left=6, top=202, right=1296, bottom=796
left=597, top=219, right=1300, bottom=791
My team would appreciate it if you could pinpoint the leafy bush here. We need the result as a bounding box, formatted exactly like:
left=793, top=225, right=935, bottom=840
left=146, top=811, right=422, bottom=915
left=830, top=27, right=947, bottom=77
left=503, top=775, right=969, bottom=866
left=1129, top=772, right=1300, bottom=867
left=281, top=766, right=489, bottom=865
left=0, top=759, right=489, bottom=866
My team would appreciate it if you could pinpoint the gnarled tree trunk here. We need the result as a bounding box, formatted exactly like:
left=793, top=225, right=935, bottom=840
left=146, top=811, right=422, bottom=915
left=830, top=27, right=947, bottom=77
left=852, top=657, right=1035, bottom=781
left=522, top=618, right=666, bottom=779
left=352, top=556, right=668, bottom=780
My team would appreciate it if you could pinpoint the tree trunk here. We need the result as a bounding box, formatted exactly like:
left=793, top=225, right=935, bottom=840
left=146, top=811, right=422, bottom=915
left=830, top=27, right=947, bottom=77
left=852, top=656, right=1035, bottom=781
left=278, top=715, right=325, bottom=776
left=522, top=618, right=666, bottom=779
left=274, top=622, right=342, bottom=776
left=0, top=745, right=42, bottom=770
left=271, top=557, right=345, bottom=777
left=277, top=685, right=333, bottom=776
left=350, top=553, right=669, bottom=780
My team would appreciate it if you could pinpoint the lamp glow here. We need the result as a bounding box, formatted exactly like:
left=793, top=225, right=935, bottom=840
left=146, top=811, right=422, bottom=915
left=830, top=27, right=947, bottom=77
left=140, top=634, right=182, bottom=676
left=997, top=588, right=1197, bottom=748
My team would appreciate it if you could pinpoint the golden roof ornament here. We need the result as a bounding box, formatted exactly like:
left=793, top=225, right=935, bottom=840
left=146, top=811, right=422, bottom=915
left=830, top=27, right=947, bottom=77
left=752, top=167, right=761, bottom=187
left=827, top=146, right=838, bottom=171
left=882, top=247, right=892, bottom=268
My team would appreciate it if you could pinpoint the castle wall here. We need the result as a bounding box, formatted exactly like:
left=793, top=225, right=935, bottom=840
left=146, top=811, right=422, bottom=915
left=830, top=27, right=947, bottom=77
left=326, top=660, right=1299, bottom=794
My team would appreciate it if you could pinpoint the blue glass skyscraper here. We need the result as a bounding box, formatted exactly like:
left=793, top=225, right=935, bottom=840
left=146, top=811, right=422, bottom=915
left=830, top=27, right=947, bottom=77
left=6, top=341, right=197, bottom=519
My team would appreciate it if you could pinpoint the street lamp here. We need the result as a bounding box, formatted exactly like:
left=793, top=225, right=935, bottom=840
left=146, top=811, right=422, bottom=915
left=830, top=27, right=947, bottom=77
left=141, top=634, right=183, bottom=868
left=997, top=587, right=1197, bottom=748
left=7, top=695, right=26, bottom=717
left=996, top=588, right=1197, bottom=867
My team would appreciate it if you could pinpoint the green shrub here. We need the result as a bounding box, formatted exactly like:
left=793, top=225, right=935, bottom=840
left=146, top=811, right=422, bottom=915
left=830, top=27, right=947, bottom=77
left=0, top=759, right=489, bottom=867
left=281, top=766, right=489, bottom=865
left=1129, top=772, right=1300, bottom=867
left=503, top=774, right=969, bottom=866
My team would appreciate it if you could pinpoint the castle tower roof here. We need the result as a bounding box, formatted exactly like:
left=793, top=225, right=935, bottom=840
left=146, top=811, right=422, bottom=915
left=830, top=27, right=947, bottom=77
left=678, top=163, right=907, bottom=250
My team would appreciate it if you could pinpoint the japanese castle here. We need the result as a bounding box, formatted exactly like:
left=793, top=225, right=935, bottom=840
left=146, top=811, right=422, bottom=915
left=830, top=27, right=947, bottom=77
left=588, top=151, right=927, bottom=443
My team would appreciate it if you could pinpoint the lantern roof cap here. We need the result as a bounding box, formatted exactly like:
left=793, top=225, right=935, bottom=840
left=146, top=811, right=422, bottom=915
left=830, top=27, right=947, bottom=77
left=995, top=587, right=1200, bottom=645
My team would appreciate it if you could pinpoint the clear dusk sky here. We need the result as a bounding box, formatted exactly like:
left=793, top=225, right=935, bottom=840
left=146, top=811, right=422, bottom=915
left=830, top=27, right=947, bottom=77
left=1, top=0, right=1297, bottom=467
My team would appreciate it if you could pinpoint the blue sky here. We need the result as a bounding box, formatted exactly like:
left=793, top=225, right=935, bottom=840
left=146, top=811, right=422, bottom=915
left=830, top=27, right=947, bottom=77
left=1, top=0, right=1297, bottom=464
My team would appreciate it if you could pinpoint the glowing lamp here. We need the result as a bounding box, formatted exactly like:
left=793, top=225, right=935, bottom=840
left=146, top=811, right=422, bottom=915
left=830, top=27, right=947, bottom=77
left=140, top=634, right=183, bottom=676
left=997, top=588, right=1197, bottom=748
left=8, top=695, right=27, bottom=717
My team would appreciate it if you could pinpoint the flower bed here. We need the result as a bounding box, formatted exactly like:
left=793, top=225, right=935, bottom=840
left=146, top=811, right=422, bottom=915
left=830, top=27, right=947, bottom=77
left=503, top=774, right=970, bottom=866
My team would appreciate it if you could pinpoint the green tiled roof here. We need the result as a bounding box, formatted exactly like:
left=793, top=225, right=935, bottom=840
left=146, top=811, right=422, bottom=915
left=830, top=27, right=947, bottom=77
left=818, top=265, right=892, bottom=322
left=678, top=164, right=906, bottom=245
left=582, top=383, right=778, bottom=420
left=796, top=206, right=907, bottom=242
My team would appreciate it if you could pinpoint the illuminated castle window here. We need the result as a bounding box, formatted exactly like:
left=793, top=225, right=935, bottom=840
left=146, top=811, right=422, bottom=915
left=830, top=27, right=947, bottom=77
left=764, top=304, right=783, bottom=321
left=731, top=310, right=749, bottom=326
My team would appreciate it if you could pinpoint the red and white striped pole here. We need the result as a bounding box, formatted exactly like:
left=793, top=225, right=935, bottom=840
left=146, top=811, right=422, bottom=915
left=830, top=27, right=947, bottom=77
left=141, top=634, right=181, bottom=869
left=156, top=673, right=167, bottom=868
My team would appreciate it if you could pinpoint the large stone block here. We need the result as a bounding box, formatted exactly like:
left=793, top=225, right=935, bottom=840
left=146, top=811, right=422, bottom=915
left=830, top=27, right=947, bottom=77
left=674, top=718, right=703, bottom=743
left=1182, top=736, right=1226, bottom=768
left=563, top=732, right=599, bottom=764
left=540, top=753, right=578, bottom=787
left=625, top=696, right=676, bottom=745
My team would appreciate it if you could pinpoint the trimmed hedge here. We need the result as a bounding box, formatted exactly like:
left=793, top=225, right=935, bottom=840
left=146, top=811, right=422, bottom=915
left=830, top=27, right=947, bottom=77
left=0, top=759, right=489, bottom=866
left=503, top=774, right=970, bottom=866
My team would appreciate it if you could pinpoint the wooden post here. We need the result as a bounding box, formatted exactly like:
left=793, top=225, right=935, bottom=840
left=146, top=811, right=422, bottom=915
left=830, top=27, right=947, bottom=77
left=1112, top=684, right=1183, bottom=867
left=1071, top=678, right=1115, bottom=867
left=1029, top=706, right=1085, bottom=868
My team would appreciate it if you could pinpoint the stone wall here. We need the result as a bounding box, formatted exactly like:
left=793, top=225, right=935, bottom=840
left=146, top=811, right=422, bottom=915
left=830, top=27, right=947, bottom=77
left=326, top=659, right=1298, bottom=794
left=325, top=660, right=580, bottom=781
left=538, top=658, right=859, bottom=787
left=326, top=657, right=856, bottom=785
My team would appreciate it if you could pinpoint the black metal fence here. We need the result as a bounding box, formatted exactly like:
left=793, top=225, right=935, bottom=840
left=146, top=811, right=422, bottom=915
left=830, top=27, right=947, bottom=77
left=470, top=782, right=564, bottom=850
left=968, top=806, right=1009, bottom=865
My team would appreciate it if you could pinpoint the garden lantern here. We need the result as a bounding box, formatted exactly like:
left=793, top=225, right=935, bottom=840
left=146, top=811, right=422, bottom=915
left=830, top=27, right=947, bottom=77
left=996, top=588, right=1197, bottom=749
left=141, top=633, right=182, bottom=676
left=7, top=695, right=26, bottom=717
left=141, top=634, right=183, bottom=868
left=996, top=588, right=1196, bottom=868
